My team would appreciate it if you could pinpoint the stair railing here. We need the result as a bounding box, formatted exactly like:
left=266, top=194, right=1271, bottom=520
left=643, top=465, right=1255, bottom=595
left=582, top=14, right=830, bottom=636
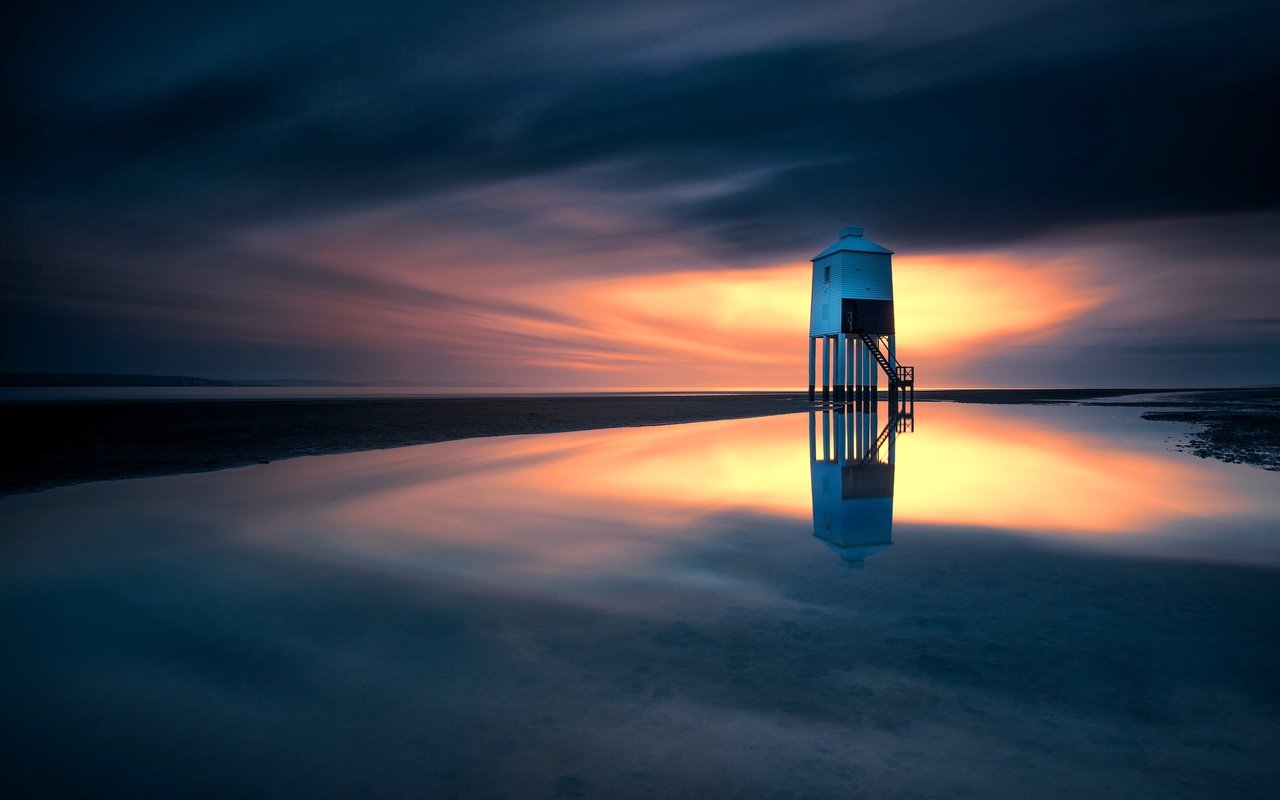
left=858, top=333, right=915, bottom=385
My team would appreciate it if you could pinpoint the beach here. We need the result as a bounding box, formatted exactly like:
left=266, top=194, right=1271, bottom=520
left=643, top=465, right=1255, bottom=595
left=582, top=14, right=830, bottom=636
left=4, top=402, right=1278, bottom=799
left=2, top=393, right=805, bottom=495
left=4, top=388, right=1277, bottom=495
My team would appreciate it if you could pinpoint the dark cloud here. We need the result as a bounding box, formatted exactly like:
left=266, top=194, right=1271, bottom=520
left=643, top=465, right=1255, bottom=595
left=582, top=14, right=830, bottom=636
left=2, top=0, right=1278, bottom=382
left=7, top=1, right=1277, bottom=248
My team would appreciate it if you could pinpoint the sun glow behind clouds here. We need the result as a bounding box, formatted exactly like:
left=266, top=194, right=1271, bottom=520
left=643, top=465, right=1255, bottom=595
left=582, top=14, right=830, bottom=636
left=230, top=209, right=1113, bottom=388
left=510, top=252, right=1110, bottom=387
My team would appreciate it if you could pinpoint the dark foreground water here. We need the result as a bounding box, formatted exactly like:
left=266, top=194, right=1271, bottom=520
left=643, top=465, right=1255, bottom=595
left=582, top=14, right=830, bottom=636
left=2, top=403, right=1278, bottom=799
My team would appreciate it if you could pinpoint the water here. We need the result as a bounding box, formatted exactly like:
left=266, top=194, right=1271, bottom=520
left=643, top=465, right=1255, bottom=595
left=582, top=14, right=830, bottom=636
left=2, top=403, right=1277, bottom=798
left=0, top=386, right=797, bottom=402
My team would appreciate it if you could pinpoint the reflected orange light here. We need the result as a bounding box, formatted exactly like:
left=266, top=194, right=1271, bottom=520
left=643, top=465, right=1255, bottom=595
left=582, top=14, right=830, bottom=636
left=891, top=404, right=1238, bottom=534
left=506, top=405, right=1240, bottom=536
left=291, top=405, right=1244, bottom=591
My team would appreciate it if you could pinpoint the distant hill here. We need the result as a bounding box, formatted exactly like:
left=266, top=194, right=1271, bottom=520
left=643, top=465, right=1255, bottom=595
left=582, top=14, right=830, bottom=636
left=0, top=372, right=425, bottom=388
left=1, top=373, right=234, bottom=387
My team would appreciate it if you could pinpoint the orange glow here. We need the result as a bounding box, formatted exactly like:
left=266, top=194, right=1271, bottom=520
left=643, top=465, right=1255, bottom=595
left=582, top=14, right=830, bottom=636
left=237, top=213, right=1114, bottom=388
left=269, top=405, right=1246, bottom=590
left=895, top=254, right=1110, bottom=359
left=507, top=252, right=1111, bottom=388
left=504, top=404, right=1240, bottom=536
left=891, top=404, right=1236, bottom=533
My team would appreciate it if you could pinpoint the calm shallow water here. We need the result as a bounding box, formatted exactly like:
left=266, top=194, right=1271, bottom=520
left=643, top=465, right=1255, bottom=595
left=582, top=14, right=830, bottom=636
left=2, top=403, right=1278, bottom=798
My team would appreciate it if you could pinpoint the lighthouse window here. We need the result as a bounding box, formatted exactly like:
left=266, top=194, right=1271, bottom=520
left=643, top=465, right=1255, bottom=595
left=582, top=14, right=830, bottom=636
left=823, top=265, right=830, bottom=283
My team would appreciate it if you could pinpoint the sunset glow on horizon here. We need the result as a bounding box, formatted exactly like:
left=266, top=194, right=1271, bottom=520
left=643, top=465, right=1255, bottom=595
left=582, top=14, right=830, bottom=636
left=208, top=227, right=1123, bottom=390
left=503, top=252, right=1113, bottom=388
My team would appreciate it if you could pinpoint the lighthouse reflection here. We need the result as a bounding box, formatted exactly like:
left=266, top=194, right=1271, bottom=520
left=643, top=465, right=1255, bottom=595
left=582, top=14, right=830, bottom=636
left=809, top=404, right=912, bottom=568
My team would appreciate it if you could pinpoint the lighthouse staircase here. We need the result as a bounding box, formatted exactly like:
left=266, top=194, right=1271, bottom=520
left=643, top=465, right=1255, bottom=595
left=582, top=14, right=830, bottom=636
left=855, top=333, right=914, bottom=387
left=856, top=333, right=915, bottom=413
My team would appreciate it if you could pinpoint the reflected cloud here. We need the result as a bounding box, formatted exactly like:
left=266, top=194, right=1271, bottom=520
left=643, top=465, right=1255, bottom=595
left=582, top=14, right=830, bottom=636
left=892, top=404, right=1247, bottom=535
left=229, top=403, right=1254, bottom=600
left=0, top=402, right=1266, bottom=627
left=4, top=411, right=1276, bottom=799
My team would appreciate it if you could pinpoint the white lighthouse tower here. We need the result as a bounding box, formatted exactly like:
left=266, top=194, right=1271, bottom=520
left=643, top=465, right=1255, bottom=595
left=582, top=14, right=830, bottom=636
left=807, top=226, right=914, bottom=408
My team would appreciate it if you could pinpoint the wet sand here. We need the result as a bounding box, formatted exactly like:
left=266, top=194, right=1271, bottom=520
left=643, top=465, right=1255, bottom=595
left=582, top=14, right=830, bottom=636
left=1130, top=388, right=1280, bottom=471
left=4, top=388, right=1275, bottom=495
left=2, top=393, right=806, bottom=495
left=1063, top=387, right=1280, bottom=472
left=1143, top=409, right=1280, bottom=470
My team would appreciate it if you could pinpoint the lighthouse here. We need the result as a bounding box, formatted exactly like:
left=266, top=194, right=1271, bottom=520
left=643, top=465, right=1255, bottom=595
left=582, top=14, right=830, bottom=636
left=807, top=226, right=914, bottom=409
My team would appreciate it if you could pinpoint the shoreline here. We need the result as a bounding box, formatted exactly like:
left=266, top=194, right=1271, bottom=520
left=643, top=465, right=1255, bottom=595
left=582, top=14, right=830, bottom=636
left=3, top=388, right=1275, bottom=496
left=3, top=393, right=813, bottom=496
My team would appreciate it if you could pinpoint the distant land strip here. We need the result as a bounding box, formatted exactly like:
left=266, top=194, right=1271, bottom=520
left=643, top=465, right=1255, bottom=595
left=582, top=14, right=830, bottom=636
left=0, top=372, right=508, bottom=388
left=3, top=388, right=1276, bottom=495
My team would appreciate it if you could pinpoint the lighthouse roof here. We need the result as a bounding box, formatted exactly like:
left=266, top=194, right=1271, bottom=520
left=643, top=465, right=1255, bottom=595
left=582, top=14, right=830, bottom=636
left=811, top=226, right=894, bottom=260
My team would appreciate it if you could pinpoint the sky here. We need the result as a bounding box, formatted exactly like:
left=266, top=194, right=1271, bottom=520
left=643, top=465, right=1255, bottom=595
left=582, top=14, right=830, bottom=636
left=3, top=0, right=1279, bottom=389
